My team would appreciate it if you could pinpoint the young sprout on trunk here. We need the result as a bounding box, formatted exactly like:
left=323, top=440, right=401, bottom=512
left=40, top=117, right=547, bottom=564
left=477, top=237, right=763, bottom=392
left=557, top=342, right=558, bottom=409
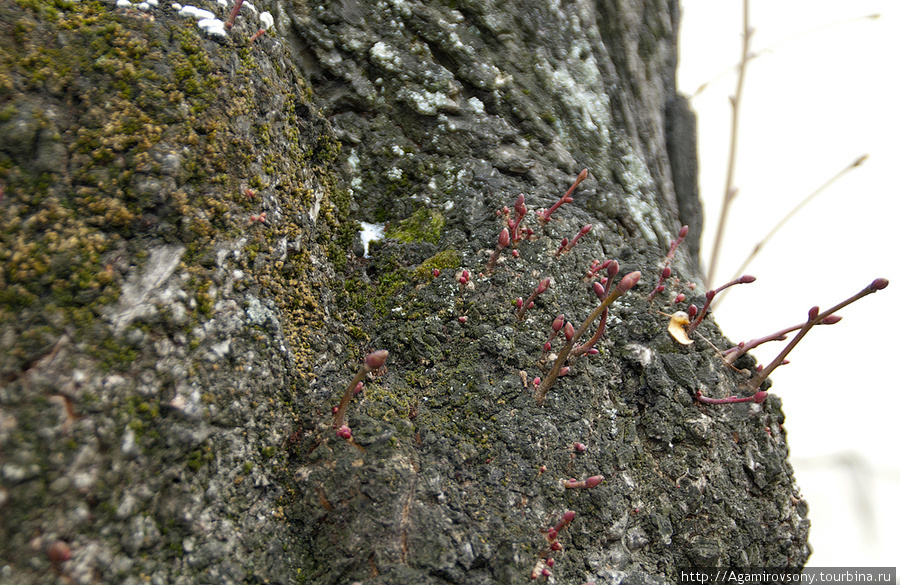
left=224, top=0, right=244, bottom=28
left=550, top=510, right=575, bottom=537
left=332, top=350, right=389, bottom=434
left=486, top=228, right=510, bottom=274
left=509, top=194, right=530, bottom=243
left=516, top=278, right=551, bottom=320
left=531, top=510, right=576, bottom=579
left=555, top=224, right=592, bottom=256
left=534, top=271, right=640, bottom=404
left=585, top=258, right=610, bottom=279
left=648, top=225, right=689, bottom=301
left=540, top=314, right=566, bottom=360
left=685, top=275, right=756, bottom=334
left=571, top=261, right=620, bottom=357
left=563, top=475, right=604, bottom=489
left=249, top=12, right=274, bottom=42
left=539, top=169, right=588, bottom=223
left=458, top=269, right=471, bottom=290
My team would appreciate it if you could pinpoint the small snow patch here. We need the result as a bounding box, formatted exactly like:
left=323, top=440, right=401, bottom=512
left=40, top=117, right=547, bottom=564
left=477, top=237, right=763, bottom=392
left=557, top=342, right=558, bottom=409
left=198, top=17, right=227, bottom=37
left=359, top=222, right=385, bottom=258
left=179, top=4, right=216, bottom=20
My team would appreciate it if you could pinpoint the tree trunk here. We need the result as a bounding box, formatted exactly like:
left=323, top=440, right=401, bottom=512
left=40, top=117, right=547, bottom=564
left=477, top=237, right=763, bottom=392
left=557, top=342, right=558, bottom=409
left=0, top=0, right=809, bottom=583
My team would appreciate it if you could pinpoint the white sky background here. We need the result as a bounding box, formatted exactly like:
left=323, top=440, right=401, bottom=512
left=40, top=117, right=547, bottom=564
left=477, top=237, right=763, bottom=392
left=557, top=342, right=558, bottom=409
left=679, top=0, right=899, bottom=567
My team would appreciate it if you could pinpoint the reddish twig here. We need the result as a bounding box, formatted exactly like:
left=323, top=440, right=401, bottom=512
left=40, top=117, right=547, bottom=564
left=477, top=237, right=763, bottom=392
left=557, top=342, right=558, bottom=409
left=539, top=169, right=588, bottom=223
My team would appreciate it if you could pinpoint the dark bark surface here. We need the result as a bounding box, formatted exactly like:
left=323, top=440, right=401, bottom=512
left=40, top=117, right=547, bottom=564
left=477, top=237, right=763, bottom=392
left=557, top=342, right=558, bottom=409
left=0, top=0, right=809, bottom=583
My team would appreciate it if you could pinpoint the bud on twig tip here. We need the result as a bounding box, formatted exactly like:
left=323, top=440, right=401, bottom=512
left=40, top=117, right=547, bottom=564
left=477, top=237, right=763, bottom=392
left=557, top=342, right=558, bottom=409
left=616, top=271, right=641, bottom=293
left=365, top=350, right=389, bottom=371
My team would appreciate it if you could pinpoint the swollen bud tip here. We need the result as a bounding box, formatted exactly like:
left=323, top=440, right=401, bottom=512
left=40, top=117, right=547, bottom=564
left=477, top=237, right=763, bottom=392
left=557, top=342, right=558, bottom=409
left=365, top=350, right=389, bottom=371
left=871, top=278, right=889, bottom=290
left=679, top=225, right=689, bottom=238
left=607, top=260, right=619, bottom=278
left=616, top=271, right=641, bottom=293
left=498, top=228, right=510, bottom=248
left=515, top=194, right=526, bottom=216
left=47, top=541, right=71, bottom=564
left=739, top=274, right=757, bottom=283
left=552, top=314, right=565, bottom=332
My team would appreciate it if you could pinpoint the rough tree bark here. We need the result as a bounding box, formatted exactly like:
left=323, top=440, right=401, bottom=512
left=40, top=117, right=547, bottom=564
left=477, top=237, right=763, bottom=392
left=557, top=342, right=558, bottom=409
left=0, top=0, right=809, bottom=584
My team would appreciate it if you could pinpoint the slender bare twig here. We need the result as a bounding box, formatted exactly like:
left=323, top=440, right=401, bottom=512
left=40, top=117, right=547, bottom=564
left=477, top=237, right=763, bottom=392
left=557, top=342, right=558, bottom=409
left=713, top=155, right=867, bottom=307
left=706, top=0, right=752, bottom=288
left=333, top=350, right=389, bottom=430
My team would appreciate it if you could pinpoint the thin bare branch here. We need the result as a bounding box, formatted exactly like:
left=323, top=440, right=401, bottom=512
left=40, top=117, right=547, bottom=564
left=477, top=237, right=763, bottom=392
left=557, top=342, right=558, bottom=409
left=706, top=0, right=752, bottom=288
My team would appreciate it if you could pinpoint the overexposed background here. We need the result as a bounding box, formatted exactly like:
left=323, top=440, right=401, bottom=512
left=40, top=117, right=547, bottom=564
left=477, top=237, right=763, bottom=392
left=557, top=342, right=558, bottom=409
left=679, top=0, right=899, bottom=566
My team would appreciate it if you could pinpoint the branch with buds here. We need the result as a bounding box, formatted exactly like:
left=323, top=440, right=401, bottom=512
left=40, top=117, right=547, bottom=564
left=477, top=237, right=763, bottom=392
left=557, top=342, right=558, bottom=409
left=540, top=314, right=566, bottom=361
left=696, top=278, right=888, bottom=405
left=534, top=271, right=641, bottom=404
left=745, top=278, right=888, bottom=392
left=555, top=224, right=592, bottom=256
left=486, top=228, right=510, bottom=274
left=563, top=475, right=603, bottom=489
left=539, top=169, right=588, bottom=223
left=531, top=510, right=576, bottom=580
left=510, top=194, right=530, bottom=243
left=571, top=261, right=620, bottom=357
left=686, top=275, right=756, bottom=334
left=332, top=350, right=389, bottom=437
left=516, top=277, right=551, bottom=320
left=668, top=276, right=756, bottom=345
left=648, top=225, right=689, bottom=301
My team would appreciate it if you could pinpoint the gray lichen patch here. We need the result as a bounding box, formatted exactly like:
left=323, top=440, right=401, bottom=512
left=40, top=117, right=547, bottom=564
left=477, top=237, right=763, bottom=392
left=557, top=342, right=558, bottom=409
left=109, top=244, right=186, bottom=333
